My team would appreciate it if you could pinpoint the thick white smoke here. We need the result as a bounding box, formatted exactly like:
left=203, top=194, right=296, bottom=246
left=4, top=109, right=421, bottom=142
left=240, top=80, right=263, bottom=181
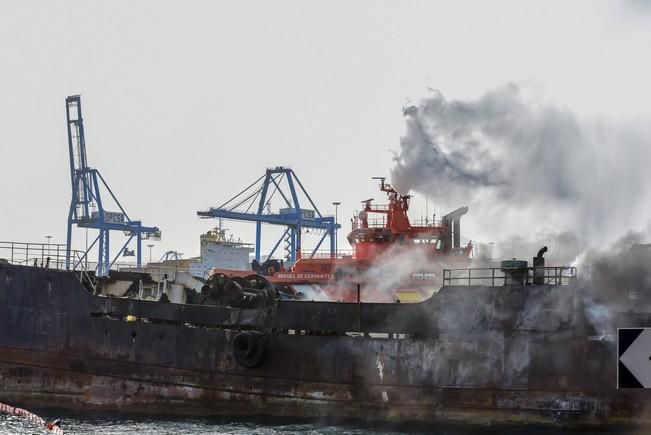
left=391, top=84, right=651, bottom=254
left=356, top=243, right=441, bottom=301
left=388, top=85, right=651, bottom=337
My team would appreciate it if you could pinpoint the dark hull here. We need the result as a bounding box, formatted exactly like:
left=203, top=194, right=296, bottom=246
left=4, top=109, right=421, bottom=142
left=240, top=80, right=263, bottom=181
left=0, top=263, right=649, bottom=426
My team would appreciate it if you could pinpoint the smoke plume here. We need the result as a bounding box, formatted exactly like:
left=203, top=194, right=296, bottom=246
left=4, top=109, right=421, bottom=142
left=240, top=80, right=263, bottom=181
left=388, top=84, right=651, bottom=336
left=357, top=243, right=439, bottom=301
left=391, top=84, right=651, bottom=250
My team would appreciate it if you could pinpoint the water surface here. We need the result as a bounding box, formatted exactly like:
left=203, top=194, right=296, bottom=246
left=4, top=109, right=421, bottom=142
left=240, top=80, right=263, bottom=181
left=0, top=412, right=640, bottom=435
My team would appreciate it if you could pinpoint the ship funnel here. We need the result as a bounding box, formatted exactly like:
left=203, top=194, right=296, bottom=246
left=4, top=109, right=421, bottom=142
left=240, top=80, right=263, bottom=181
left=532, top=246, right=547, bottom=285
left=442, top=206, right=469, bottom=250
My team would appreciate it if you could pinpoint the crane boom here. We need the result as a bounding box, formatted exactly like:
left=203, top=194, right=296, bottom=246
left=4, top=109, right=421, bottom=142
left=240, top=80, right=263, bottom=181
left=65, top=95, right=160, bottom=276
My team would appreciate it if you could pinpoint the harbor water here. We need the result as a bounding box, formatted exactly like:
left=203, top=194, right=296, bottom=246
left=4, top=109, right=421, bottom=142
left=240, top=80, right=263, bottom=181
left=0, top=413, right=642, bottom=435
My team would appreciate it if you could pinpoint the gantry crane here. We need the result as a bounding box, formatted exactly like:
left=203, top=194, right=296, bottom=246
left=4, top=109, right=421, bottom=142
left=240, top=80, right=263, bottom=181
left=65, top=95, right=160, bottom=276
left=197, top=167, right=339, bottom=264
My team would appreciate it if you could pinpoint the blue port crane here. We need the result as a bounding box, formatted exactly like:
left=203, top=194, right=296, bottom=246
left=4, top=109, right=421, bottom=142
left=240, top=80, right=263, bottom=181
left=65, top=95, right=160, bottom=276
left=197, top=167, right=339, bottom=264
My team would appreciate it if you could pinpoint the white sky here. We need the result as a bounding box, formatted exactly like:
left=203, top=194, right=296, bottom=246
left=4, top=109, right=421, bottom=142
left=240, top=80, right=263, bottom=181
left=1, top=1, right=650, bottom=261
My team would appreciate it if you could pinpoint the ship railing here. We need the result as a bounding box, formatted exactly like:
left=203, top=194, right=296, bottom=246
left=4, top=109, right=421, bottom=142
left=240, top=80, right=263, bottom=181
left=442, top=266, right=577, bottom=287
left=0, top=241, right=195, bottom=290
left=352, top=217, right=449, bottom=230
left=71, top=261, right=189, bottom=285
left=351, top=217, right=387, bottom=230
left=410, top=217, right=444, bottom=227
left=305, top=249, right=354, bottom=259
left=68, top=260, right=188, bottom=282
left=0, top=240, right=88, bottom=271
left=363, top=204, right=390, bottom=212
left=0, top=241, right=98, bottom=292
left=114, top=263, right=187, bottom=282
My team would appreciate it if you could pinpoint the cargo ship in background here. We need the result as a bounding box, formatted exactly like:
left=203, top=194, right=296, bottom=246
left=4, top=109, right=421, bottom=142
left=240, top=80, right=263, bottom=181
left=167, top=225, right=253, bottom=278
left=0, top=95, right=650, bottom=429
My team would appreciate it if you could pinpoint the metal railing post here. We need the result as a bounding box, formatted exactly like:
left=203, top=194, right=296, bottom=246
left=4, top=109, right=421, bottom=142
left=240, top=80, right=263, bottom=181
left=556, top=268, right=560, bottom=285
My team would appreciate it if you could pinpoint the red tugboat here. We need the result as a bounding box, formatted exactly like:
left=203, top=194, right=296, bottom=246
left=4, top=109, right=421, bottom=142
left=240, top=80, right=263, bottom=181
left=257, top=177, right=473, bottom=302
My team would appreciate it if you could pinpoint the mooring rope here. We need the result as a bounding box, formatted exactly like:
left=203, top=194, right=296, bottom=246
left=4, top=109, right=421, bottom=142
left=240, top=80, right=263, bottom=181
left=0, top=401, right=64, bottom=434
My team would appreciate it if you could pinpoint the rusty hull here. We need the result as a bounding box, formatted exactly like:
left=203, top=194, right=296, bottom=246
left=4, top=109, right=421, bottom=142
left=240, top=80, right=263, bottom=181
left=0, top=263, right=649, bottom=426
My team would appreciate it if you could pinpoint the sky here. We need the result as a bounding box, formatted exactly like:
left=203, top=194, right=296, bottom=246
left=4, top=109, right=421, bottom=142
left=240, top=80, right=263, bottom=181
left=1, top=1, right=650, bottom=263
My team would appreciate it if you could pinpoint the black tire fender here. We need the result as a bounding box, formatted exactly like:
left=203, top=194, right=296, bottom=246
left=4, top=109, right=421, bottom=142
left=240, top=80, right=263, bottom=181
left=232, top=331, right=267, bottom=368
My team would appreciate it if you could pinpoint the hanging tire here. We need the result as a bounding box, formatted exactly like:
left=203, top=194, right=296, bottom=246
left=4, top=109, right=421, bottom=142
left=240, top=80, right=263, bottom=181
left=232, top=331, right=267, bottom=368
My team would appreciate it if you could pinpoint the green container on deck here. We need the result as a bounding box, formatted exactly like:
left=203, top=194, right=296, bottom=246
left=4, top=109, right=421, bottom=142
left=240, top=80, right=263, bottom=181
left=500, top=259, right=529, bottom=285
left=500, top=260, right=528, bottom=270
